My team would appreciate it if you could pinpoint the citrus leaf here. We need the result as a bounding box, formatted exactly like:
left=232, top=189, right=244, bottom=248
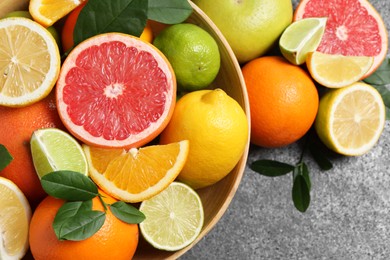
left=363, top=58, right=390, bottom=86
left=54, top=201, right=105, bottom=241
left=0, top=144, right=13, bottom=171
left=294, top=162, right=311, bottom=191
left=308, top=141, right=333, bottom=171
left=110, top=201, right=145, bottom=224
left=292, top=174, right=310, bottom=212
left=250, top=159, right=294, bottom=177
left=41, top=171, right=98, bottom=201
left=147, top=0, right=192, bottom=24
left=74, top=0, right=148, bottom=47
left=370, top=84, right=390, bottom=120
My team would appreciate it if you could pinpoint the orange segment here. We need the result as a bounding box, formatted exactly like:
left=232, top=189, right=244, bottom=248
left=83, top=140, right=189, bottom=203
left=29, top=0, right=83, bottom=27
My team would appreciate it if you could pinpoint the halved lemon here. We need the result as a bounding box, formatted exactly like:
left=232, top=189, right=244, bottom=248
left=29, top=0, right=83, bottom=27
left=83, top=140, right=189, bottom=203
left=0, top=17, right=60, bottom=107
left=315, top=82, right=386, bottom=156
left=139, top=182, right=204, bottom=251
left=306, top=51, right=374, bottom=88
left=0, top=177, right=31, bottom=259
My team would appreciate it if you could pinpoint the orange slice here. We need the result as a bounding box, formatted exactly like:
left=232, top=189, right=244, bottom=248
left=29, top=0, right=83, bottom=27
left=83, top=140, right=189, bottom=203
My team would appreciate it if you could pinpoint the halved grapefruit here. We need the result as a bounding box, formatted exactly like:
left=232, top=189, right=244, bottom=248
left=56, top=33, right=176, bottom=148
left=294, top=0, right=388, bottom=78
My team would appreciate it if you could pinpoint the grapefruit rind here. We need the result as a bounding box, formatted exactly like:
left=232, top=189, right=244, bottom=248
left=293, top=0, right=388, bottom=78
left=56, top=33, right=176, bottom=149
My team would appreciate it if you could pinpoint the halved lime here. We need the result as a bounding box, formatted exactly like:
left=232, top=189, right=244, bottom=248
left=279, top=17, right=327, bottom=65
left=30, top=128, right=88, bottom=178
left=315, top=82, right=386, bottom=156
left=139, top=182, right=204, bottom=251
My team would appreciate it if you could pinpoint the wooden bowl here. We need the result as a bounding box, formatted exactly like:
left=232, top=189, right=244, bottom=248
left=0, top=1, right=250, bottom=259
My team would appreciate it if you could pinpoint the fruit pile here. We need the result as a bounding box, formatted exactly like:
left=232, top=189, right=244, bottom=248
left=195, top=0, right=388, bottom=212
left=0, top=0, right=249, bottom=259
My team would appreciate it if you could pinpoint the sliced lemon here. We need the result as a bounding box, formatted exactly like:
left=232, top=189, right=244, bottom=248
left=83, top=140, right=189, bottom=203
left=0, top=17, right=60, bottom=107
left=315, top=82, right=386, bottom=156
left=0, top=177, right=31, bottom=260
left=30, top=128, right=88, bottom=178
left=306, top=52, right=374, bottom=88
left=29, top=0, right=82, bottom=27
left=279, top=17, right=327, bottom=65
left=139, top=181, right=204, bottom=251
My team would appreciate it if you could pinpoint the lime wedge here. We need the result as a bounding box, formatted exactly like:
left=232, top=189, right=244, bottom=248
left=139, top=182, right=204, bottom=251
left=315, top=82, right=386, bottom=156
left=279, top=17, right=327, bottom=65
left=30, top=128, right=88, bottom=178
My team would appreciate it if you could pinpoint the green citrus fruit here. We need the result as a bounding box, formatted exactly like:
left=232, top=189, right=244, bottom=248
left=193, top=0, right=293, bottom=63
left=153, top=23, right=220, bottom=91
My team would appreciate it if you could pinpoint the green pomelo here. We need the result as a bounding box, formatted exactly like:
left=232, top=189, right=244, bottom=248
left=193, top=0, right=293, bottom=63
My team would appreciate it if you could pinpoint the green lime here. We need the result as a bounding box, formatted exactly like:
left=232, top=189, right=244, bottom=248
left=139, top=182, right=204, bottom=251
left=30, top=128, right=88, bottom=178
left=153, top=23, right=220, bottom=91
left=279, top=17, right=327, bottom=65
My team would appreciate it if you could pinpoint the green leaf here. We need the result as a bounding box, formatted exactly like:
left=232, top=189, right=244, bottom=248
left=250, top=159, right=295, bottom=177
left=294, top=162, right=311, bottom=191
left=292, top=174, right=310, bottom=213
left=147, top=0, right=192, bottom=24
left=0, top=144, right=13, bottom=171
left=53, top=200, right=105, bottom=241
left=110, top=201, right=145, bottom=224
left=308, top=141, right=333, bottom=171
left=370, top=84, right=390, bottom=120
left=74, top=0, right=148, bottom=47
left=41, top=171, right=98, bottom=201
left=363, top=58, right=390, bottom=85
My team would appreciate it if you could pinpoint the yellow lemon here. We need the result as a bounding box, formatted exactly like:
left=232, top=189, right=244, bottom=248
left=159, top=89, right=249, bottom=189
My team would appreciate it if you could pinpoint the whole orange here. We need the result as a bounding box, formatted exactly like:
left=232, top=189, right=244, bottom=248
left=0, top=92, right=64, bottom=208
left=29, top=192, right=139, bottom=260
left=242, top=56, right=319, bottom=148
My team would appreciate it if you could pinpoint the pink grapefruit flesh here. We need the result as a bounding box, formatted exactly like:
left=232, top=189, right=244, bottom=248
left=56, top=33, right=176, bottom=148
left=294, top=0, right=388, bottom=78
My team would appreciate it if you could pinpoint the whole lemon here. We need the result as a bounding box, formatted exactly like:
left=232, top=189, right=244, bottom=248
left=159, top=89, right=249, bottom=189
left=193, top=0, right=293, bottom=63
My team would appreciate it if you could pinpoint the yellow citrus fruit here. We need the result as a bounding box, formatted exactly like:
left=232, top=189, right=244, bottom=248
left=315, top=82, right=386, bottom=156
left=242, top=56, right=319, bottom=148
left=0, top=17, right=60, bottom=107
left=306, top=51, right=374, bottom=88
left=159, top=89, right=249, bottom=189
left=29, top=192, right=139, bottom=260
left=0, top=177, right=31, bottom=260
left=83, top=140, right=189, bottom=203
left=29, top=0, right=82, bottom=27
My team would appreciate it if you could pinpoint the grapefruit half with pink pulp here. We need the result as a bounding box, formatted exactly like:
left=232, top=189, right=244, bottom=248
left=294, top=0, right=388, bottom=78
left=56, top=33, right=176, bottom=148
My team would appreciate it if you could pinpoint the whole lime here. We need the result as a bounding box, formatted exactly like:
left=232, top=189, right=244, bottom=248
left=193, top=0, right=293, bottom=63
left=153, top=23, right=220, bottom=91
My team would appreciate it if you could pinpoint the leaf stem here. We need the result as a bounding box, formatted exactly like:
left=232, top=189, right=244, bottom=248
left=97, top=193, right=108, bottom=212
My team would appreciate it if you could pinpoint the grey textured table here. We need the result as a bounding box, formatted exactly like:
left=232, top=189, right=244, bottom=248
left=182, top=0, right=390, bottom=259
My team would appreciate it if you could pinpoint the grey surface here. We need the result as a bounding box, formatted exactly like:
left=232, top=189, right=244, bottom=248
left=182, top=0, right=390, bottom=259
